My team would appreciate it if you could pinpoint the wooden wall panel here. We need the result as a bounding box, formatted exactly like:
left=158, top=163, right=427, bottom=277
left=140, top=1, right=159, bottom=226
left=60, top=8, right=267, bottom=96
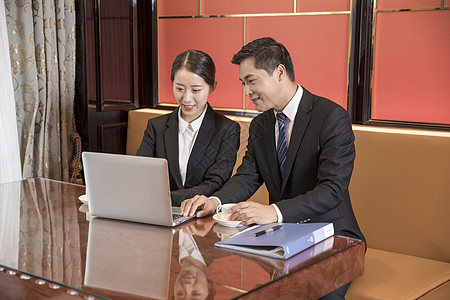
left=158, top=18, right=244, bottom=110
left=100, top=0, right=132, bottom=101
left=377, top=0, right=442, bottom=10
left=203, top=0, right=293, bottom=15
left=98, top=123, right=128, bottom=154
left=372, top=10, right=450, bottom=124
left=247, top=15, right=351, bottom=109
left=297, top=0, right=350, bottom=12
left=158, top=0, right=199, bottom=17
left=85, top=0, right=97, bottom=102
left=83, top=0, right=139, bottom=153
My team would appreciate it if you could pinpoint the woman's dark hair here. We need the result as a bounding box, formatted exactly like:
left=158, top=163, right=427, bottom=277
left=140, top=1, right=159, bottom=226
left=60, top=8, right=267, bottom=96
left=170, top=50, right=216, bottom=89
left=231, top=37, right=295, bottom=82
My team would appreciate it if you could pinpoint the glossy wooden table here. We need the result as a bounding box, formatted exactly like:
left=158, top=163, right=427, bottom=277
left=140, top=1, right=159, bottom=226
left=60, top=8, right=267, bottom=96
left=0, top=178, right=365, bottom=299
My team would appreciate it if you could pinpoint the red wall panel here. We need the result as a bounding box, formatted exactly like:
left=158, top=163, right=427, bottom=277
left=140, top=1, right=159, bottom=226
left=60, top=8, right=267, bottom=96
left=203, top=0, right=293, bottom=15
left=372, top=10, right=450, bottom=124
left=377, top=0, right=442, bottom=10
left=158, top=18, right=244, bottom=109
left=297, top=0, right=350, bottom=12
left=159, top=0, right=199, bottom=17
left=246, top=15, right=351, bottom=109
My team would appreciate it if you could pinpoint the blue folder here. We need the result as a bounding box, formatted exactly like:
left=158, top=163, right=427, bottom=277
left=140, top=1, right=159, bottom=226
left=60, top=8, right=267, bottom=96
left=215, top=222, right=334, bottom=259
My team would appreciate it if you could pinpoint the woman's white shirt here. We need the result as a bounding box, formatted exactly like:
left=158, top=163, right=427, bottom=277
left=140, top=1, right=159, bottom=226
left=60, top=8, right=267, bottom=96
left=178, top=107, right=207, bottom=185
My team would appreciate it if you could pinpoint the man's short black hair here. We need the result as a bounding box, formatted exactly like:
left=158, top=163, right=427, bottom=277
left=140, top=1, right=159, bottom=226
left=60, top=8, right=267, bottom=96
left=231, top=37, right=295, bottom=82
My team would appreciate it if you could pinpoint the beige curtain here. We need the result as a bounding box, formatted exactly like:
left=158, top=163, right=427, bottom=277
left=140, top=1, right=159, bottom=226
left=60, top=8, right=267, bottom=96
left=5, top=0, right=76, bottom=181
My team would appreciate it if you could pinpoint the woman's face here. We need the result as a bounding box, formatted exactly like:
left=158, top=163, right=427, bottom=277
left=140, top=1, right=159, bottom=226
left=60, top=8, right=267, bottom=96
left=173, top=69, right=213, bottom=123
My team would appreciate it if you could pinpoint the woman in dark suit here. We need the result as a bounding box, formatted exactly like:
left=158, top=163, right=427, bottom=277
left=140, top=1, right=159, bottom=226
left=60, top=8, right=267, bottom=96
left=137, top=50, right=240, bottom=205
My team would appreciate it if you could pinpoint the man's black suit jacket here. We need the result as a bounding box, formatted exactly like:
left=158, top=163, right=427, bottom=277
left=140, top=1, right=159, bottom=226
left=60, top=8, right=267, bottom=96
left=214, top=89, right=365, bottom=243
left=136, top=104, right=240, bottom=206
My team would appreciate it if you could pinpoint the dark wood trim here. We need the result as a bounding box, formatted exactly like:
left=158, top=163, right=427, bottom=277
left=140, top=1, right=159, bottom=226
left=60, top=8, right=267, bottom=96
left=98, top=0, right=138, bottom=111
left=74, top=0, right=89, bottom=152
left=151, top=0, right=159, bottom=107
left=100, top=103, right=137, bottom=112
left=94, top=0, right=102, bottom=112
left=98, top=122, right=129, bottom=130
left=348, top=0, right=374, bottom=125
left=136, top=0, right=158, bottom=108
left=97, top=122, right=128, bottom=153
left=352, top=1, right=450, bottom=131
left=212, top=110, right=259, bottom=118
left=131, top=0, right=139, bottom=108
left=154, top=104, right=261, bottom=118
left=365, top=119, right=450, bottom=131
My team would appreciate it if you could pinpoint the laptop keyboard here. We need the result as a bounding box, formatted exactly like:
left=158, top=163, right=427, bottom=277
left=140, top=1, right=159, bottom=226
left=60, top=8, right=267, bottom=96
left=173, top=214, right=183, bottom=220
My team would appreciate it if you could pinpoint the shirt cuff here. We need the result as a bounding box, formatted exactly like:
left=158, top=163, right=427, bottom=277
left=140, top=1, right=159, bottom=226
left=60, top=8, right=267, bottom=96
left=271, top=204, right=283, bottom=222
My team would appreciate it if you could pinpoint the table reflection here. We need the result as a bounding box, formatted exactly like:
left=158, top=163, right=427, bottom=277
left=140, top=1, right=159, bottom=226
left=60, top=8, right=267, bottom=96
left=234, top=236, right=335, bottom=280
left=0, top=179, right=82, bottom=288
left=0, top=179, right=364, bottom=299
left=175, top=230, right=213, bottom=300
left=0, top=180, right=20, bottom=269
left=174, top=219, right=336, bottom=299
left=174, top=218, right=252, bottom=299
left=84, top=217, right=173, bottom=298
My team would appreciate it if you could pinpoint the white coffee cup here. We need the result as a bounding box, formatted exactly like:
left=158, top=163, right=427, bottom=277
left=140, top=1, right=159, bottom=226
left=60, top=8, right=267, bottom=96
left=216, top=203, right=236, bottom=221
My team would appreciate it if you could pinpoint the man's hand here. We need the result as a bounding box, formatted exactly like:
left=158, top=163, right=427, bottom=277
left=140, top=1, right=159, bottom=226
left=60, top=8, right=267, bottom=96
left=230, top=201, right=278, bottom=225
left=180, top=195, right=219, bottom=218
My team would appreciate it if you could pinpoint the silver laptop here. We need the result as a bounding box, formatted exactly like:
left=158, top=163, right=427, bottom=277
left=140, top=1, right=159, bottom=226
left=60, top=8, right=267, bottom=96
left=82, top=151, right=194, bottom=226
left=84, top=217, right=174, bottom=298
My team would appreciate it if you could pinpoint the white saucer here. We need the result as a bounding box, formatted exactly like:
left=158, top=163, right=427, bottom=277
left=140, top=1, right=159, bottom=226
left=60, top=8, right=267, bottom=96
left=78, top=204, right=89, bottom=213
left=78, top=194, right=88, bottom=205
left=213, top=213, right=243, bottom=228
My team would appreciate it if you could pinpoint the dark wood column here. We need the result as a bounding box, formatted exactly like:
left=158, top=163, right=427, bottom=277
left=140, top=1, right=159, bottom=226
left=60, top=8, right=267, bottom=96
left=75, top=0, right=156, bottom=154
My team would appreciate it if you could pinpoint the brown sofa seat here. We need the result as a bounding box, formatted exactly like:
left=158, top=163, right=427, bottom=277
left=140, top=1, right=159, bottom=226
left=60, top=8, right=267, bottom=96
left=348, top=126, right=450, bottom=299
left=347, top=248, right=450, bottom=299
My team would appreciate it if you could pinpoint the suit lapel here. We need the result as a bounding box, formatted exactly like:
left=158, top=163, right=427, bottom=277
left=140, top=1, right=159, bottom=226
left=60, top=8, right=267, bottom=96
left=281, top=89, right=313, bottom=193
left=186, top=104, right=215, bottom=185
left=164, top=109, right=183, bottom=189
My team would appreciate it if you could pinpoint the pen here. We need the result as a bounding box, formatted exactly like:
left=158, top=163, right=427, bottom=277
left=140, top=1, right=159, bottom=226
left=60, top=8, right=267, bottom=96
left=254, top=224, right=283, bottom=237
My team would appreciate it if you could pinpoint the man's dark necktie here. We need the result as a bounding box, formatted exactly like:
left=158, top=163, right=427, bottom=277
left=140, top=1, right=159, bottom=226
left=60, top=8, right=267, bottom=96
left=276, top=113, right=288, bottom=178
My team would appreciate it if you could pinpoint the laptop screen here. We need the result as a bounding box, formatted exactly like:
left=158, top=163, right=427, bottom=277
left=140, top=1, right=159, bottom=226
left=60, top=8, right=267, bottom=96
left=82, top=152, right=175, bottom=226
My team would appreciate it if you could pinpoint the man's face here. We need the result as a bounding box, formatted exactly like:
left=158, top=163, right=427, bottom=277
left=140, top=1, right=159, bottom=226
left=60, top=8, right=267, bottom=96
left=239, top=58, right=282, bottom=112
left=174, top=263, right=209, bottom=300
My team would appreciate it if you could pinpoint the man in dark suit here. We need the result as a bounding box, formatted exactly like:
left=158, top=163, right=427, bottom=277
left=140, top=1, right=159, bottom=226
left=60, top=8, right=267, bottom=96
left=181, top=37, right=365, bottom=298
left=137, top=103, right=240, bottom=206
